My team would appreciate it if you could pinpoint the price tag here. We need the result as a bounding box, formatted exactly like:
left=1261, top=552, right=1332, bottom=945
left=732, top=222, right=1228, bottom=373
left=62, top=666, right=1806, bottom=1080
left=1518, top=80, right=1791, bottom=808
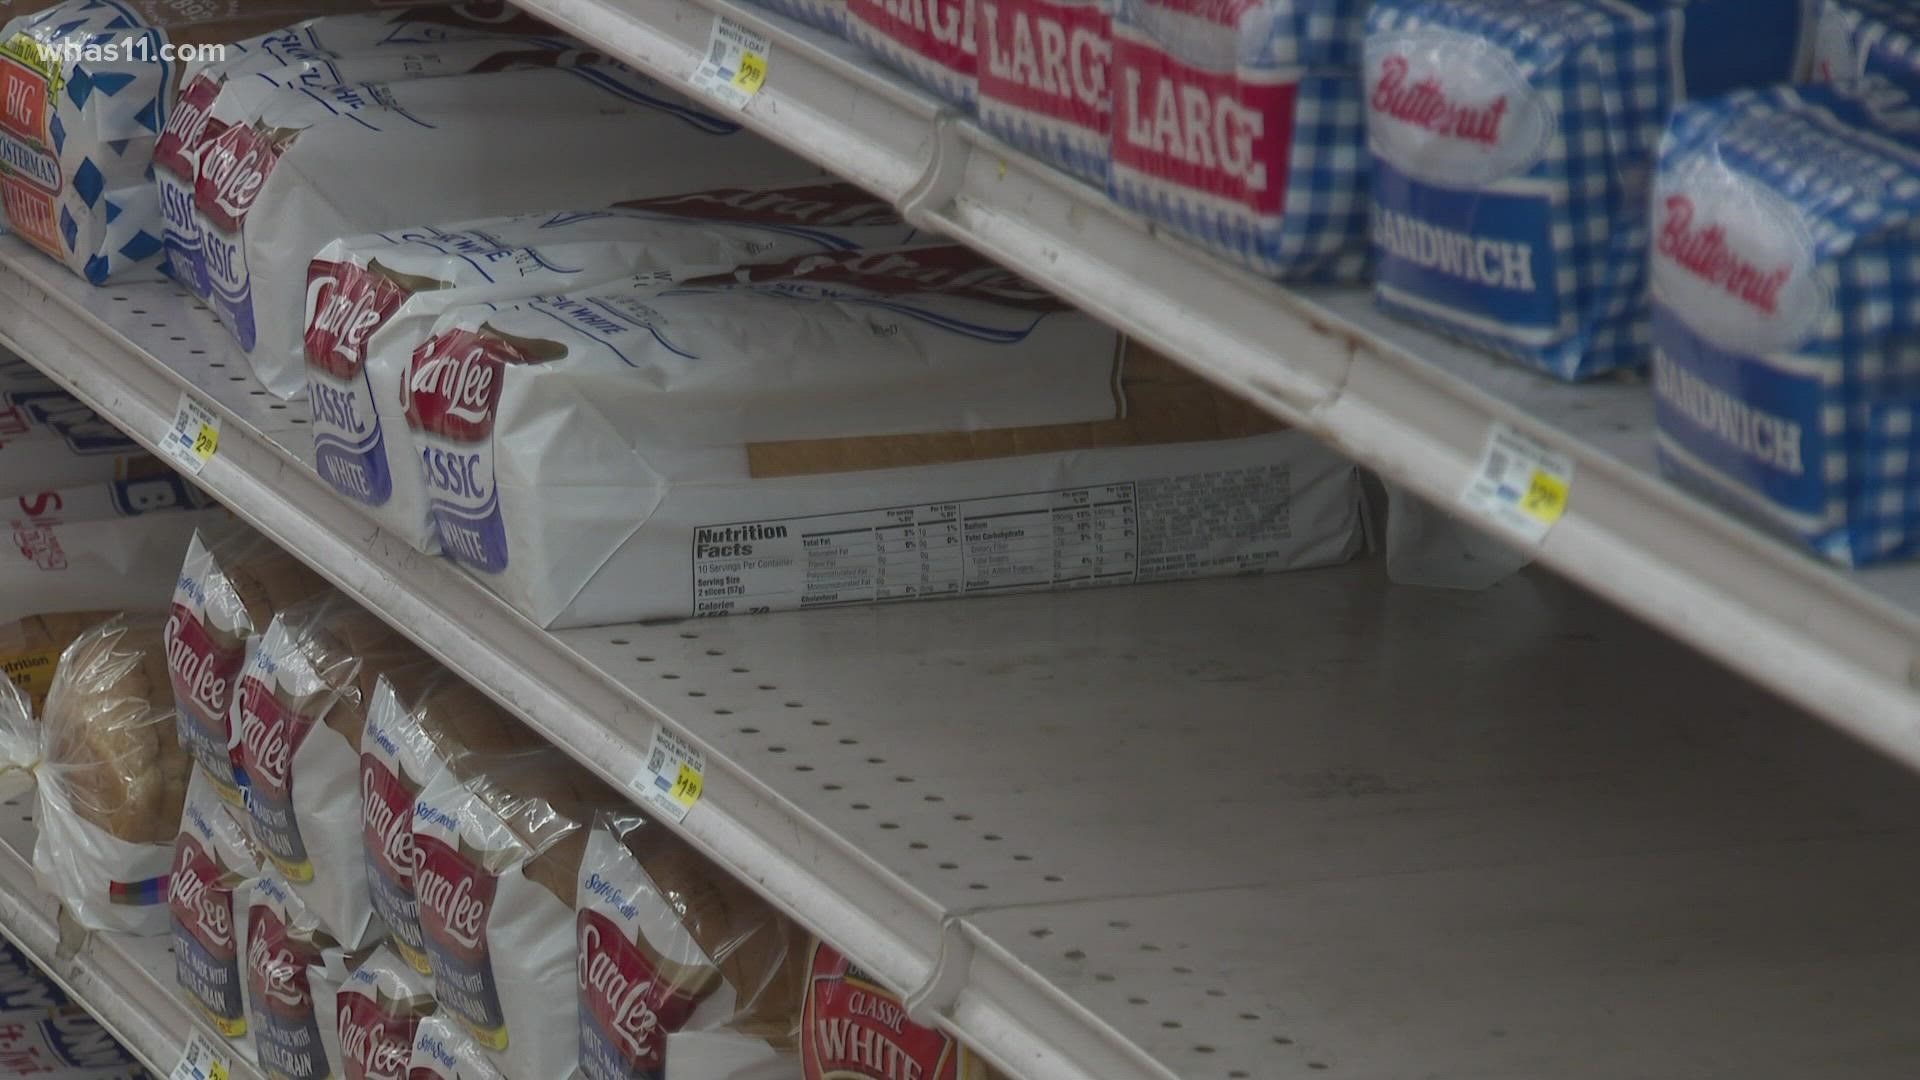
left=640, top=726, right=707, bottom=823
left=1460, top=422, right=1574, bottom=544
left=161, top=394, right=220, bottom=474
left=170, top=1030, right=231, bottom=1080
left=689, top=16, right=772, bottom=110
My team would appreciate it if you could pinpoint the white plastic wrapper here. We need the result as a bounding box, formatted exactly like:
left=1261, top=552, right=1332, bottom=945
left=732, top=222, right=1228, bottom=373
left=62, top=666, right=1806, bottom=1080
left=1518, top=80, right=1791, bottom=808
left=305, top=180, right=923, bottom=551
left=0, top=491, right=226, bottom=623
left=237, top=593, right=417, bottom=949
left=169, top=768, right=264, bottom=1055
left=335, top=945, right=436, bottom=1080
left=664, top=1033, right=793, bottom=1080
left=193, top=60, right=817, bottom=397
left=0, top=0, right=380, bottom=283
left=408, top=1014, right=503, bottom=1080
left=0, top=349, right=151, bottom=493
left=155, top=6, right=584, bottom=299
left=5, top=472, right=215, bottom=526
left=246, top=873, right=356, bottom=1080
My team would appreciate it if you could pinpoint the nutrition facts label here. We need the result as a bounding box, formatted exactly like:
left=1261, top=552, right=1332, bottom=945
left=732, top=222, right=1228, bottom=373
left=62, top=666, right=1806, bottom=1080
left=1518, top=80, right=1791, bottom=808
left=693, top=484, right=1142, bottom=614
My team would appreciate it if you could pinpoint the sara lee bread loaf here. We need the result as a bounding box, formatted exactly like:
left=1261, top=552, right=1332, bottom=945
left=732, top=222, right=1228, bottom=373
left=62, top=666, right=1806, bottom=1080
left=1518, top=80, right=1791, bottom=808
left=34, top=613, right=190, bottom=934
left=0, top=611, right=111, bottom=714
left=576, top=811, right=806, bottom=1080
left=0, top=0, right=394, bottom=283
left=413, top=748, right=631, bottom=1078
left=336, top=945, right=436, bottom=1080
left=237, top=593, right=422, bottom=947
left=408, top=1013, right=503, bottom=1080
left=169, top=527, right=331, bottom=806
left=800, top=941, right=999, bottom=1080
left=169, top=769, right=265, bottom=1053
left=305, top=179, right=920, bottom=552
left=246, top=872, right=360, bottom=1080
left=359, top=667, right=546, bottom=975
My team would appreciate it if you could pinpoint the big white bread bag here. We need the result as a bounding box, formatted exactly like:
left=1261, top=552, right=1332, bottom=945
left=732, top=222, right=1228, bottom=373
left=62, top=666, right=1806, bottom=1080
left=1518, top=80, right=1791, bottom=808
left=406, top=246, right=1357, bottom=627
left=305, top=180, right=924, bottom=551
left=194, top=61, right=820, bottom=398
left=800, top=941, right=998, bottom=1080
left=413, top=747, right=629, bottom=1078
left=167, top=526, right=331, bottom=808
left=237, top=592, right=422, bottom=948
left=0, top=0, right=390, bottom=283
left=246, top=872, right=361, bottom=1080
left=170, top=768, right=265, bottom=1056
left=409, top=1014, right=503, bottom=1080
left=156, top=7, right=586, bottom=299
left=576, top=811, right=807, bottom=1080
left=336, top=944, right=437, bottom=1080
left=359, top=667, right=546, bottom=976
left=11, top=614, right=191, bottom=935
left=0, top=482, right=227, bottom=623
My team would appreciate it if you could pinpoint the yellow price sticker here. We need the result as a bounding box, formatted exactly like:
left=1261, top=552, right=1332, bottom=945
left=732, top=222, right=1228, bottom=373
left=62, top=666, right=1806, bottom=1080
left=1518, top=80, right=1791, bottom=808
left=191, top=422, right=218, bottom=461
left=164, top=394, right=222, bottom=475
left=671, top=763, right=704, bottom=807
left=208, top=1063, right=229, bottom=1080
left=732, top=51, right=767, bottom=94
left=1519, top=468, right=1567, bottom=525
left=643, top=727, right=708, bottom=822
left=1462, top=422, right=1575, bottom=544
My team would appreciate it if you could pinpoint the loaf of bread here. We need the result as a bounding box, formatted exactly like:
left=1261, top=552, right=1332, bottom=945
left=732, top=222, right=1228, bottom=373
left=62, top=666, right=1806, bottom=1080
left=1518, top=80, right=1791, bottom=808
left=337, top=945, right=438, bottom=1080
left=42, top=614, right=188, bottom=844
left=799, top=941, right=999, bottom=1079
left=169, top=768, right=263, bottom=1046
left=1, top=611, right=113, bottom=714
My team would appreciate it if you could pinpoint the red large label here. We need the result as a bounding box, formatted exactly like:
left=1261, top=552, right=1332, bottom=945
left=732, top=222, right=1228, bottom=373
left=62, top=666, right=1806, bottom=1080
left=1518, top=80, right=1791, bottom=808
left=0, top=58, right=46, bottom=146
left=402, top=330, right=515, bottom=443
left=616, top=182, right=901, bottom=229
left=413, top=832, right=506, bottom=1037
left=0, top=176, right=57, bottom=257
left=338, top=988, right=418, bottom=1080
left=247, top=904, right=316, bottom=1019
left=306, top=259, right=414, bottom=381
left=977, top=0, right=1111, bottom=133
left=361, top=757, right=416, bottom=887
left=801, top=943, right=963, bottom=1080
left=575, top=909, right=707, bottom=1077
left=848, top=0, right=978, bottom=75
left=165, top=602, right=246, bottom=736
left=195, top=121, right=288, bottom=235
left=1110, top=29, right=1294, bottom=217
left=237, top=675, right=307, bottom=798
left=154, top=74, right=223, bottom=181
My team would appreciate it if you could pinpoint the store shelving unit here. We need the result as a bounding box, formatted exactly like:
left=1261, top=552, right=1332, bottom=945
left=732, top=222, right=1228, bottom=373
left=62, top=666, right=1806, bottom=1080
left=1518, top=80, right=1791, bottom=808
left=6, top=240, right=1920, bottom=1079
left=506, top=0, right=1920, bottom=771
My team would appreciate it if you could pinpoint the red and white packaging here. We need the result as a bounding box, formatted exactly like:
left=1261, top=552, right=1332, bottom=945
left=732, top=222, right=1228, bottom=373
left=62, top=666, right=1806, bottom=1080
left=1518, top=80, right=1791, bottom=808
left=246, top=873, right=357, bottom=1080
left=193, top=60, right=817, bottom=397
left=800, top=942, right=991, bottom=1080
left=846, top=0, right=979, bottom=104
left=236, top=594, right=419, bottom=948
left=407, top=1014, right=502, bottom=1080
left=975, top=0, right=1113, bottom=184
left=169, top=769, right=265, bottom=1056
left=336, top=945, right=437, bottom=1080
left=304, top=180, right=921, bottom=552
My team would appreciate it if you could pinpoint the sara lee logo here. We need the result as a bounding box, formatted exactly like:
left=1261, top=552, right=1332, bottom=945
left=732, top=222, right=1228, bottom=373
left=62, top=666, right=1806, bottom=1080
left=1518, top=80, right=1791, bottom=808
left=238, top=675, right=301, bottom=793
left=195, top=121, right=289, bottom=234
left=1362, top=31, right=1551, bottom=187
left=1371, top=55, right=1503, bottom=146
left=165, top=604, right=241, bottom=724
left=403, top=331, right=514, bottom=442
left=577, top=910, right=706, bottom=1069
left=153, top=75, right=220, bottom=177
left=245, top=907, right=312, bottom=1012
left=305, top=261, right=412, bottom=380
left=360, top=760, right=416, bottom=882
left=338, top=990, right=416, bottom=1080
left=414, top=833, right=495, bottom=953
left=168, top=837, right=234, bottom=952
left=1657, top=195, right=1789, bottom=315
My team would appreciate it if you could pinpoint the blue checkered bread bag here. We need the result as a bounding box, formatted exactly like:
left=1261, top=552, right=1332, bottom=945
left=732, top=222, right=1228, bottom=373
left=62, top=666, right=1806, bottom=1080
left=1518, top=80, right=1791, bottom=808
left=1364, top=0, right=1813, bottom=382
left=1653, top=79, right=1920, bottom=567
left=1815, top=0, right=1920, bottom=94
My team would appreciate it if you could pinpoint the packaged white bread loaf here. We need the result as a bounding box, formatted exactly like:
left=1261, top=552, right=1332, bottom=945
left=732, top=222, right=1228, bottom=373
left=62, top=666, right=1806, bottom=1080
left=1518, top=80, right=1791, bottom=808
left=0, top=474, right=227, bottom=623
left=576, top=811, right=806, bottom=1080
left=237, top=593, right=422, bottom=948
left=246, top=873, right=358, bottom=1080
left=336, top=945, right=436, bottom=1080
left=407, top=245, right=1361, bottom=627
left=168, top=527, right=331, bottom=808
left=408, top=1014, right=503, bottom=1080
left=194, top=60, right=819, bottom=397
left=359, top=667, right=546, bottom=977
left=155, top=7, right=586, bottom=300
left=29, top=613, right=190, bottom=935
left=305, top=180, right=924, bottom=551
left=0, top=0, right=391, bottom=283
left=800, top=941, right=997, bottom=1080
left=413, top=747, right=630, bottom=1078
left=169, top=768, right=264, bottom=1054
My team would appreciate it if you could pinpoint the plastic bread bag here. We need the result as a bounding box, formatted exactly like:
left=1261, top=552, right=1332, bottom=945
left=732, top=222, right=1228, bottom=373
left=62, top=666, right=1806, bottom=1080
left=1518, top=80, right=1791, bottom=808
left=360, top=666, right=545, bottom=977
left=799, top=941, right=998, bottom=1080
left=29, top=613, right=190, bottom=935
left=156, top=4, right=579, bottom=297
left=413, top=746, right=631, bottom=1079
left=305, top=179, right=921, bottom=552
left=576, top=811, right=807, bottom=1080
left=336, top=944, right=437, bottom=1080
left=168, top=526, right=332, bottom=807
left=408, top=1013, right=504, bottom=1080
left=0, top=350, right=145, bottom=467
left=0, top=0, right=390, bottom=283
left=169, top=767, right=265, bottom=1055
left=6, top=472, right=217, bottom=526
left=663, top=1031, right=798, bottom=1080
left=194, top=61, right=820, bottom=398
left=0, top=481, right=229, bottom=624
left=238, top=592, right=422, bottom=948
left=247, top=872, right=367, bottom=1080
left=0, top=611, right=113, bottom=716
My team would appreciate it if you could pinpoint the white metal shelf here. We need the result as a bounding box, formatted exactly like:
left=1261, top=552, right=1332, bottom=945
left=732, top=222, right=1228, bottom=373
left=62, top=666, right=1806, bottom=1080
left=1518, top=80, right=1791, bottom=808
left=0, top=780, right=264, bottom=1080
left=4, top=240, right=1920, bottom=1079
left=507, top=0, right=1920, bottom=773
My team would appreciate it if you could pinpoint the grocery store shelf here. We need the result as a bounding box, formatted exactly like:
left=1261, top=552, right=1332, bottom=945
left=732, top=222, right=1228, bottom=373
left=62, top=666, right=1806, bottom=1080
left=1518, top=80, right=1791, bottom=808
left=0, top=779, right=263, bottom=1080
left=5, top=238, right=1920, bottom=1079
left=508, top=0, right=1920, bottom=771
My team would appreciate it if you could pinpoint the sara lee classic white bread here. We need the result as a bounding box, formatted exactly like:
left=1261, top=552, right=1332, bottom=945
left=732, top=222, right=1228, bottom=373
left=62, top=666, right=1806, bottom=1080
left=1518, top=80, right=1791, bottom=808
left=33, top=613, right=190, bottom=934
left=193, top=60, right=819, bottom=398
left=246, top=872, right=359, bottom=1080
left=304, top=180, right=924, bottom=552
left=237, top=593, right=423, bottom=948
left=168, top=527, right=332, bottom=807
left=800, top=941, right=1000, bottom=1080
left=335, top=944, right=436, bottom=1080
left=169, top=769, right=265, bottom=1054
left=0, top=0, right=396, bottom=283
left=406, top=244, right=1361, bottom=627
left=412, top=747, right=630, bottom=1078
left=154, top=4, right=581, bottom=297
left=359, top=666, right=547, bottom=976
left=576, top=811, right=807, bottom=1080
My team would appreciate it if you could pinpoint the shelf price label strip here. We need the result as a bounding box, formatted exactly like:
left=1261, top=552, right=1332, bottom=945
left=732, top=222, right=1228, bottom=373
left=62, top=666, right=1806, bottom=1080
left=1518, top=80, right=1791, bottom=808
left=161, top=392, right=220, bottom=475
left=689, top=16, right=771, bottom=110
left=640, top=724, right=707, bottom=823
left=171, top=1030, right=231, bottom=1080
left=1461, top=421, right=1574, bottom=545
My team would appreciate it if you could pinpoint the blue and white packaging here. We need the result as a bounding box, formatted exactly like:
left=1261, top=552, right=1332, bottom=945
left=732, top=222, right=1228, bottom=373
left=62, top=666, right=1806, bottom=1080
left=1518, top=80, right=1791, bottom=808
left=1652, top=79, right=1920, bottom=566
left=1814, top=0, right=1920, bottom=95
left=1365, top=0, right=1814, bottom=381
left=750, top=0, right=847, bottom=35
